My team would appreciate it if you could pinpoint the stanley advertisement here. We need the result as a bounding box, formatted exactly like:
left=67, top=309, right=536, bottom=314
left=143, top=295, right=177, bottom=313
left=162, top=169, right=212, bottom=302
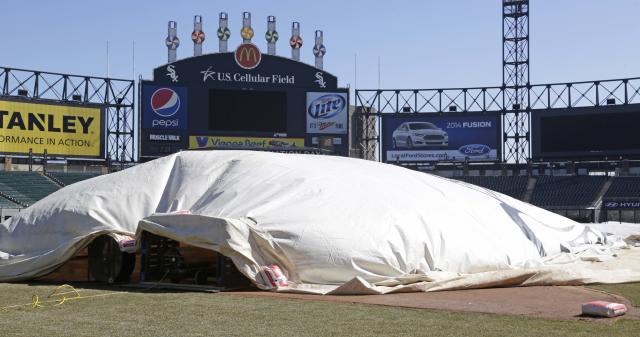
left=189, top=136, right=304, bottom=150
left=0, top=100, right=103, bottom=158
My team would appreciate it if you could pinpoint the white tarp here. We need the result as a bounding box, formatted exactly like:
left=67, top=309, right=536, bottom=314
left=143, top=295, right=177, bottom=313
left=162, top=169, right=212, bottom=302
left=586, top=222, right=640, bottom=244
left=1, top=151, right=639, bottom=294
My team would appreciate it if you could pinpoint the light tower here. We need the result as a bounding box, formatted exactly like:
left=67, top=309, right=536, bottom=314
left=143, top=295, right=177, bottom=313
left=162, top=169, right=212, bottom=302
left=241, top=12, right=254, bottom=44
left=290, top=22, right=302, bottom=61
left=166, top=21, right=180, bottom=63
left=313, top=30, right=326, bottom=70
left=217, top=12, right=230, bottom=52
left=502, top=0, right=530, bottom=163
left=266, top=16, right=278, bottom=55
left=192, top=15, right=205, bottom=57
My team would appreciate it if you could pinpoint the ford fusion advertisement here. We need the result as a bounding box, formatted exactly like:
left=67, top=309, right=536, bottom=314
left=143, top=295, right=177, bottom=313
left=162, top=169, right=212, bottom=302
left=382, top=115, right=500, bottom=162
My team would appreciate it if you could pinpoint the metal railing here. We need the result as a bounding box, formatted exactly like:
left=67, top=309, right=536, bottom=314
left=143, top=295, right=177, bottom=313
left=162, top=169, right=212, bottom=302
left=354, top=77, right=640, bottom=162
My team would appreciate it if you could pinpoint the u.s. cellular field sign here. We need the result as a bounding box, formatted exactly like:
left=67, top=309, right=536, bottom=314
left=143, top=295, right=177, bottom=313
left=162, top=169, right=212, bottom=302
left=0, top=99, right=103, bottom=158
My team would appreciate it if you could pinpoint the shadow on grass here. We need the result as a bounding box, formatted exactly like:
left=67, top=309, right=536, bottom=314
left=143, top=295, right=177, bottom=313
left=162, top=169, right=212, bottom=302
left=19, top=280, right=257, bottom=294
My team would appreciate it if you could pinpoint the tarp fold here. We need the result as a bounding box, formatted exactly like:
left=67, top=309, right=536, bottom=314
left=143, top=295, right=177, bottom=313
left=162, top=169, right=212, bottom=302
left=1, top=151, right=638, bottom=293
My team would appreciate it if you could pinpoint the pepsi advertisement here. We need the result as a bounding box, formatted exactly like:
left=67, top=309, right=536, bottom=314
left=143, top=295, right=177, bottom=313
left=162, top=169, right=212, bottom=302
left=382, top=115, right=501, bottom=163
left=142, top=85, right=188, bottom=130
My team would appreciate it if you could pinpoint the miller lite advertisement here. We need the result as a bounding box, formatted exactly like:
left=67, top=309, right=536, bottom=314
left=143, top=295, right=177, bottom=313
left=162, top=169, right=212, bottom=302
left=142, top=84, right=188, bottom=130
left=306, top=92, right=348, bottom=134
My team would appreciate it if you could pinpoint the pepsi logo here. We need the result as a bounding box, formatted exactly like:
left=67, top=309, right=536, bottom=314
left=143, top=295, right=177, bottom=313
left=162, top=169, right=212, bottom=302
left=151, top=88, right=181, bottom=117
left=308, top=94, right=346, bottom=119
left=458, top=144, right=491, bottom=156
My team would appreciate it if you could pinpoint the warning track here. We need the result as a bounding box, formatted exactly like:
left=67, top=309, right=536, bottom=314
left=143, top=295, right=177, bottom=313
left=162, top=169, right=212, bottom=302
left=225, top=286, right=640, bottom=322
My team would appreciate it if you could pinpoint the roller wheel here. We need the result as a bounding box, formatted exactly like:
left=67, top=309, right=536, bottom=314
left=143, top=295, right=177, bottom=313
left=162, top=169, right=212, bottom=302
left=88, top=235, right=135, bottom=284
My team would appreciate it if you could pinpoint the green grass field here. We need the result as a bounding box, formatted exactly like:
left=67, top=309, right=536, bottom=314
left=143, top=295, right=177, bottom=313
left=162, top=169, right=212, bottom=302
left=587, top=283, right=640, bottom=307
left=1, top=283, right=638, bottom=337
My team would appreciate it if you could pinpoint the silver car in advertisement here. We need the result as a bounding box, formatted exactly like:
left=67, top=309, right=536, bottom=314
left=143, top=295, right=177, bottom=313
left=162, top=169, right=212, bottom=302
left=392, top=122, right=449, bottom=149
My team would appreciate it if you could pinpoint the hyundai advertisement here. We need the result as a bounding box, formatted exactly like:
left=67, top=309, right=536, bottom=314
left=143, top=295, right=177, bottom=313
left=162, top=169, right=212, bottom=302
left=142, top=84, right=188, bottom=130
left=382, top=115, right=501, bottom=162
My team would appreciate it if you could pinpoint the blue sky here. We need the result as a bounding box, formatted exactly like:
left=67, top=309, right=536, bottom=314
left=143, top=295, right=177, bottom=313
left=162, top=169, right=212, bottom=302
left=4, top=0, right=639, bottom=93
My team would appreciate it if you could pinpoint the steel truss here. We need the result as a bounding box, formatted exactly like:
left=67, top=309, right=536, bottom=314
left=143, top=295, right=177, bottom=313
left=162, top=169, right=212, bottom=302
left=503, top=0, right=530, bottom=163
left=354, top=77, right=640, bottom=162
left=0, top=66, right=135, bottom=165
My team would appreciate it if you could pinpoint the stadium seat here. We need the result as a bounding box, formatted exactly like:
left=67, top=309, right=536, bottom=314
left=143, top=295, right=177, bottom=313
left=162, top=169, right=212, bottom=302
left=604, top=177, right=640, bottom=200
left=452, top=176, right=529, bottom=200
left=530, top=176, right=606, bottom=208
left=49, top=172, right=101, bottom=186
left=0, top=172, right=61, bottom=206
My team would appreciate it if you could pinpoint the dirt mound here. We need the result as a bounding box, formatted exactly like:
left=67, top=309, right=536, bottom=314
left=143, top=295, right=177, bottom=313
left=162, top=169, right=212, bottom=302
left=226, top=286, right=640, bottom=322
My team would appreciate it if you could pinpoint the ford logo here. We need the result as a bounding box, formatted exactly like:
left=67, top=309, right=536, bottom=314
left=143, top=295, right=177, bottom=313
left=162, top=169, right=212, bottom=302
left=307, top=94, right=346, bottom=119
left=459, top=144, right=491, bottom=156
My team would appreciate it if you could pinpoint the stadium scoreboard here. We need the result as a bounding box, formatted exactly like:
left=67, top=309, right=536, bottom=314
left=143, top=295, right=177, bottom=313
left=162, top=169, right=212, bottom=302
left=139, top=43, right=349, bottom=159
left=532, top=104, right=640, bottom=160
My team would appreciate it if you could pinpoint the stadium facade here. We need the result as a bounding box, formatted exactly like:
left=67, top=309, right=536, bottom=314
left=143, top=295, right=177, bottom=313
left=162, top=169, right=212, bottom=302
left=0, top=8, right=640, bottom=224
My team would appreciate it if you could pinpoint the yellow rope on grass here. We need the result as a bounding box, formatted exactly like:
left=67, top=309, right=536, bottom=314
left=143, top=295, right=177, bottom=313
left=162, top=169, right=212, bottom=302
left=1, top=284, right=127, bottom=312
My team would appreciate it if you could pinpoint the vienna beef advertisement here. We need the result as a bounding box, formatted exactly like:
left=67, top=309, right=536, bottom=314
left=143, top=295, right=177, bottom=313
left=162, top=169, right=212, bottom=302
left=0, top=100, right=103, bottom=158
left=382, top=115, right=501, bottom=163
left=189, top=136, right=304, bottom=150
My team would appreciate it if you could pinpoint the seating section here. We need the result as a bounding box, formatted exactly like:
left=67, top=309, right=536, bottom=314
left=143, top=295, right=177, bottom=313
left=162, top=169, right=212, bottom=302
left=452, top=175, right=627, bottom=209
left=530, top=176, right=607, bottom=208
left=0, top=195, right=21, bottom=208
left=0, top=168, right=637, bottom=219
left=454, top=176, right=529, bottom=200
left=50, top=172, right=101, bottom=186
left=604, top=177, right=640, bottom=200
left=0, top=172, right=61, bottom=206
left=0, top=171, right=104, bottom=209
